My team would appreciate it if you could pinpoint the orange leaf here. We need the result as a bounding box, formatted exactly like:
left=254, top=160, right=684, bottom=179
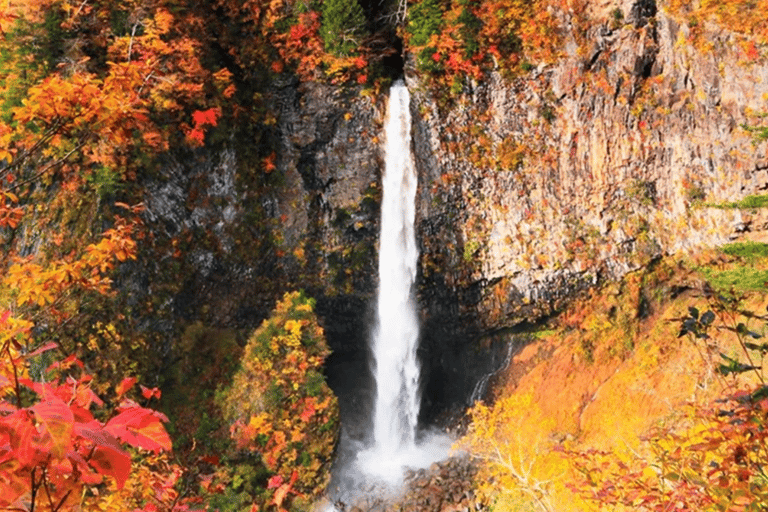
left=140, top=385, right=161, bottom=400
left=273, top=483, right=290, bottom=510
left=32, top=397, right=74, bottom=459
left=267, top=474, right=283, bottom=489
left=192, top=108, right=220, bottom=128
left=263, top=151, right=276, bottom=173
left=105, top=407, right=171, bottom=453
left=89, top=444, right=131, bottom=488
left=186, top=128, right=205, bottom=146
left=24, top=341, right=57, bottom=359
left=299, top=401, right=315, bottom=422
left=115, top=377, right=137, bottom=398
left=0, top=410, right=39, bottom=467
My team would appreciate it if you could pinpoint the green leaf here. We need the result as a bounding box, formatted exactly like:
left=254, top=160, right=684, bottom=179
left=750, top=385, right=768, bottom=401
left=681, top=318, right=697, bottom=336
left=717, top=353, right=761, bottom=376
left=735, top=322, right=763, bottom=339
left=744, top=342, right=768, bottom=354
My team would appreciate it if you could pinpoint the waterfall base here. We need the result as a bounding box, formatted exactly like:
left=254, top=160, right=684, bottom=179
left=324, top=445, right=480, bottom=512
left=327, top=427, right=451, bottom=506
left=356, top=431, right=452, bottom=484
left=324, top=354, right=453, bottom=503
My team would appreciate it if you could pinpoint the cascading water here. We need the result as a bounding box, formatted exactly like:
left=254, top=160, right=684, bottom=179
left=355, top=81, right=449, bottom=484
left=371, top=81, right=420, bottom=451
left=327, top=81, right=508, bottom=508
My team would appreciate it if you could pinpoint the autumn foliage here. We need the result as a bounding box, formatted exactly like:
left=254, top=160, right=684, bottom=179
left=0, top=0, right=231, bottom=388
left=568, top=300, right=768, bottom=511
left=0, top=191, right=187, bottom=511
left=668, top=0, right=768, bottom=47
left=0, top=3, right=222, bottom=508
left=0, top=315, right=180, bottom=511
left=0, top=2, right=359, bottom=510
left=456, top=393, right=565, bottom=512
left=221, top=291, right=339, bottom=511
left=455, top=253, right=768, bottom=511
left=405, top=0, right=562, bottom=90
left=204, top=0, right=371, bottom=85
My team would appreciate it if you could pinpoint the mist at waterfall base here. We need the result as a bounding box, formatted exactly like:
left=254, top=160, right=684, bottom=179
left=327, top=82, right=451, bottom=501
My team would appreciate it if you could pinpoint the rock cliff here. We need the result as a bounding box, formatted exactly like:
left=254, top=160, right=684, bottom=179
left=137, top=0, right=768, bottom=421
left=411, top=0, right=768, bottom=338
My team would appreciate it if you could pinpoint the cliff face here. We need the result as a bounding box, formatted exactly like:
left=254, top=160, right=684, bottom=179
left=410, top=1, right=768, bottom=340
left=140, top=79, right=381, bottom=331
left=136, top=0, right=768, bottom=419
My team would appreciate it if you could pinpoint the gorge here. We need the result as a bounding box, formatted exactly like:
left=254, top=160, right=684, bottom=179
left=2, top=0, right=768, bottom=510
left=127, top=0, right=768, bottom=504
left=337, top=81, right=452, bottom=495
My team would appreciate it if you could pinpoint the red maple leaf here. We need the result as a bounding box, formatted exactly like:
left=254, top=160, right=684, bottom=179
left=192, top=108, right=220, bottom=128
left=267, top=474, right=283, bottom=489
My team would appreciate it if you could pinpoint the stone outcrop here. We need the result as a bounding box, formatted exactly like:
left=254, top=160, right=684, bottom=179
left=140, top=80, right=381, bottom=333
left=410, top=0, right=768, bottom=341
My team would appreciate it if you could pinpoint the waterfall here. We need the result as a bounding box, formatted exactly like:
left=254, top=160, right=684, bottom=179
left=356, top=81, right=449, bottom=484
left=371, top=81, right=421, bottom=451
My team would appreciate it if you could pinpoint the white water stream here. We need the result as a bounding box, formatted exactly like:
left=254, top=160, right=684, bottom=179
left=372, top=81, right=420, bottom=451
left=356, top=81, right=449, bottom=484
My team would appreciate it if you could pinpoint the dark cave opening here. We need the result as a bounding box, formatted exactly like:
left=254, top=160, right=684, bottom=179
left=380, top=37, right=405, bottom=80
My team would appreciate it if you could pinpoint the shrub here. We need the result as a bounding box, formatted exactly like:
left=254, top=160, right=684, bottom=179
left=569, top=299, right=768, bottom=511
left=699, top=244, right=768, bottom=293
left=0, top=332, right=181, bottom=512
left=221, top=291, right=339, bottom=509
left=712, top=193, right=768, bottom=209
left=456, top=394, right=561, bottom=512
left=721, top=241, right=768, bottom=261
left=406, top=0, right=445, bottom=72
left=456, top=0, right=481, bottom=58
left=320, top=0, right=368, bottom=56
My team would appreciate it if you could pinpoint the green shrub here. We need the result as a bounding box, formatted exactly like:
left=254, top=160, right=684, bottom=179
left=737, top=194, right=768, bottom=208
left=456, top=0, right=481, bottom=58
left=407, top=0, right=445, bottom=72
left=700, top=267, right=768, bottom=293
left=463, top=239, right=480, bottom=262
left=721, top=241, right=768, bottom=261
left=711, top=194, right=768, bottom=209
left=321, top=0, right=368, bottom=56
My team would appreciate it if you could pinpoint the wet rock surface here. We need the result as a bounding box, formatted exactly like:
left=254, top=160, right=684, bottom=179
left=330, top=455, right=485, bottom=512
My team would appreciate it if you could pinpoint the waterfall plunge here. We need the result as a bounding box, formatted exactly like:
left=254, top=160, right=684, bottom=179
left=357, top=81, right=449, bottom=484
left=372, top=81, right=420, bottom=451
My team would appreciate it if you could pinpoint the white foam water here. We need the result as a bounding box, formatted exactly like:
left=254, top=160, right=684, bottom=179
left=356, top=81, right=449, bottom=485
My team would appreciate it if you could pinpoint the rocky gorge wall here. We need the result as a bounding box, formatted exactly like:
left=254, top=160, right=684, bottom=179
left=136, top=0, right=768, bottom=423
left=410, top=0, right=768, bottom=342
left=139, top=78, right=381, bottom=328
